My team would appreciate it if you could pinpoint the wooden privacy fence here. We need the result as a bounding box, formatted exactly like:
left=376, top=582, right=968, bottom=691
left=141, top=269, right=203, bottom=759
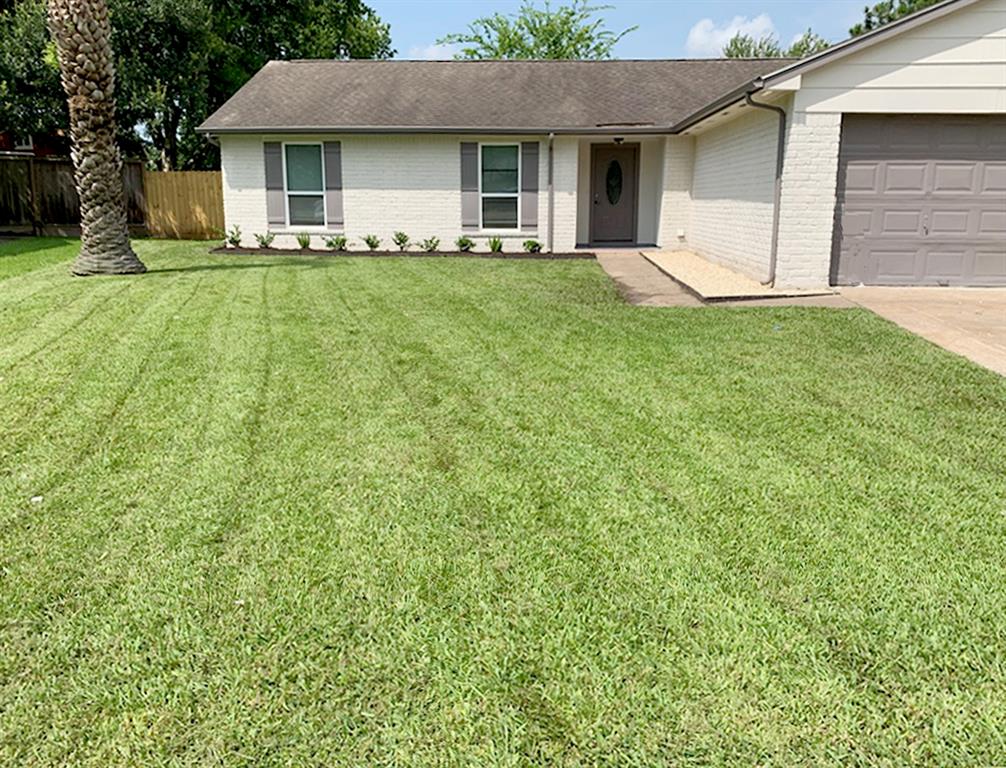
left=0, top=155, right=144, bottom=233
left=143, top=170, right=223, bottom=239
left=0, top=156, right=223, bottom=239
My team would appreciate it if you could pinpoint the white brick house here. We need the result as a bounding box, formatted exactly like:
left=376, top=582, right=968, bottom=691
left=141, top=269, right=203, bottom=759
left=200, top=0, right=1006, bottom=288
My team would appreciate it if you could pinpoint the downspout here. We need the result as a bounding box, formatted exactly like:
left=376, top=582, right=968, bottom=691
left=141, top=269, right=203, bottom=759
left=547, top=132, right=555, bottom=253
left=744, top=91, right=786, bottom=286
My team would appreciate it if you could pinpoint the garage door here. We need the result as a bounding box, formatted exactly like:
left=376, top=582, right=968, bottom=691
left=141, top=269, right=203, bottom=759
left=832, top=115, right=1006, bottom=286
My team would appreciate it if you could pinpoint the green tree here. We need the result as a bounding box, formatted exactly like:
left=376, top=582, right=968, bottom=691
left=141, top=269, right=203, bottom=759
left=0, top=1, right=63, bottom=137
left=850, top=0, right=941, bottom=36
left=438, top=0, right=635, bottom=60
left=0, top=0, right=393, bottom=170
left=723, top=29, right=831, bottom=59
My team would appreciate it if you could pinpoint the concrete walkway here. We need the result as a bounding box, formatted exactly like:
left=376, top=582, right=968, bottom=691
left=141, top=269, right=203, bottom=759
left=644, top=250, right=835, bottom=301
left=595, top=251, right=852, bottom=308
left=595, top=250, right=701, bottom=307
left=843, top=287, right=1006, bottom=377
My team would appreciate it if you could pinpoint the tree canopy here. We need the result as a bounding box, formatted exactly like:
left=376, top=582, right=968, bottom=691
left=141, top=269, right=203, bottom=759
left=722, top=29, right=831, bottom=59
left=0, top=0, right=393, bottom=169
left=438, top=0, right=635, bottom=60
left=723, top=0, right=941, bottom=59
left=849, top=0, right=942, bottom=36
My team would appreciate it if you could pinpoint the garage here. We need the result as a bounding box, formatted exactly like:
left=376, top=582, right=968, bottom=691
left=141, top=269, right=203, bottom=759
left=832, top=114, right=1006, bottom=286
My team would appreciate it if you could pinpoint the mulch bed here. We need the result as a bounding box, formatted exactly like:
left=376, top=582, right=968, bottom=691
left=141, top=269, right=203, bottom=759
left=211, top=246, right=595, bottom=260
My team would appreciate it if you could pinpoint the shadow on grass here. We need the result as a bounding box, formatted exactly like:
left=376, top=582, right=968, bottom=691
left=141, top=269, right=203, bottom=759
left=0, top=236, right=78, bottom=257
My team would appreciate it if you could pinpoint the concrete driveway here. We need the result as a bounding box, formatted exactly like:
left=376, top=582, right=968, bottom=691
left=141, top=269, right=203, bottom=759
left=843, top=287, right=1006, bottom=376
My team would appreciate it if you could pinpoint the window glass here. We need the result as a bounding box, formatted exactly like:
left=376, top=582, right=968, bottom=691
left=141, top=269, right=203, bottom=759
left=482, top=197, right=518, bottom=229
left=606, top=160, right=623, bottom=205
left=288, top=195, right=325, bottom=226
left=481, top=145, right=518, bottom=193
left=286, top=145, right=323, bottom=192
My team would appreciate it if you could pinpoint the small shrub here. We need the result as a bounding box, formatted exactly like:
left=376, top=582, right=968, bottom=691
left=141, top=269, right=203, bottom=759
left=363, top=234, right=381, bottom=250
left=455, top=235, right=474, bottom=252
left=254, top=232, right=275, bottom=248
left=225, top=225, right=241, bottom=248
left=488, top=236, right=504, bottom=253
left=420, top=236, right=440, bottom=253
left=392, top=231, right=410, bottom=251
left=295, top=232, right=311, bottom=250
left=324, top=235, right=348, bottom=251
left=522, top=239, right=542, bottom=253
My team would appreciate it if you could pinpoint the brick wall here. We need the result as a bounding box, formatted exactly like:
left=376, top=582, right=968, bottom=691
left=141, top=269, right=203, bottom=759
left=774, top=111, right=842, bottom=288
left=689, top=108, right=778, bottom=281
left=657, top=135, right=694, bottom=248
left=219, top=133, right=579, bottom=252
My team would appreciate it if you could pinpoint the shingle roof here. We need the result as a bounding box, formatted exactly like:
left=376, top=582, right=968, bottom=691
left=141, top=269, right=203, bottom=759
left=198, top=59, right=794, bottom=134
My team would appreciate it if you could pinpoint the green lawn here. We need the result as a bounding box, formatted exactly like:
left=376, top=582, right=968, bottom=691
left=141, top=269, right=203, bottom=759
left=1, top=238, right=1004, bottom=766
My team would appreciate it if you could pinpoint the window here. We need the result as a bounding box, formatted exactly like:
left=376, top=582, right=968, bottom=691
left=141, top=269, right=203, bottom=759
left=13, top=135, right=33, bottom=151
left=480, top=144, right=519, bottom=229
left=284, top=143, right=325, bottom=227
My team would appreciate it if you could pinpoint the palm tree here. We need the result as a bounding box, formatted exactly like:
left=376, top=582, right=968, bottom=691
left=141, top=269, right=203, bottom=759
left=48, top=0, right=145, bottom=275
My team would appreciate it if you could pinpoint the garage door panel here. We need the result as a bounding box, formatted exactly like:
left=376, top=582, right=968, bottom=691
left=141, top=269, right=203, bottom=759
left=979, top=209, right=1006, bottom=235
left=841, top=208, right=874, bottom=237
left=845, top=163, right=880, bottom=192
left=931, top=163, right=977, bottom=193
left=880, top=209, right=923, bottom=235
left=884, top=163, right=928, bottom=193
left=930, top=209, right=970, bottom=235
left=924, top=248, right=968, bottom=278
left=981, top=164, right=1006, bottom=193
left=974, top=250, right=1006, bottom=280
left=872, top=248, right=921, bottom=282
left=833, top=115, right=1006, bottom=286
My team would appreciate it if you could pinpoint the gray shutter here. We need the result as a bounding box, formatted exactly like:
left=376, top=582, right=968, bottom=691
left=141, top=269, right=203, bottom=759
left=323, top=141, right=344, bottom=228
left=521, top=141, right=539, bottom=232
left=460, top=142, right=478, bottom=230
left=264, top=142, right=285, bottom=227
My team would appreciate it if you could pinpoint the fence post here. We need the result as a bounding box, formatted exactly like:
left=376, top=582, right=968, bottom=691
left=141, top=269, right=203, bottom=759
left=28, top=157, right=41, bottom=236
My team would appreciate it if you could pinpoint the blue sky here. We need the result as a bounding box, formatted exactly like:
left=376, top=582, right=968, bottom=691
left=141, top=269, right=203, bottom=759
left=377, top=0, right=872, bottom=59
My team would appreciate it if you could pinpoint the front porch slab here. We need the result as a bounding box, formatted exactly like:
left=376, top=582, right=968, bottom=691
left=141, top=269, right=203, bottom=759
left=643, top=250, right=835, bottom=302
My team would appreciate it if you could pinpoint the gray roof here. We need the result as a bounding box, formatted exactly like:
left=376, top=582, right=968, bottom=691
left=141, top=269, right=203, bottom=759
left=198, top=59, right=794, bottom=135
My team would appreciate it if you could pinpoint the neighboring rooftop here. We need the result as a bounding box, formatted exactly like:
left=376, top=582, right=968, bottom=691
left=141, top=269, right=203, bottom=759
left=197, top=58, right=794, bottom=135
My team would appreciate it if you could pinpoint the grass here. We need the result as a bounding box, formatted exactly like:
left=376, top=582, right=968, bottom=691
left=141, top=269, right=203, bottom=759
left=0, top=236, right=76, bottom=280
left=1, top=238, right=1004, bottom=766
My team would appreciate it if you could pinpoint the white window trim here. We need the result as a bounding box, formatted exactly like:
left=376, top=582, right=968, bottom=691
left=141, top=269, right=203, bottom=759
left=13, top=135, right=33, bottom=151
left=478, top=142, right=520, bottom=232
left=281, top=141, right=327, bottom=230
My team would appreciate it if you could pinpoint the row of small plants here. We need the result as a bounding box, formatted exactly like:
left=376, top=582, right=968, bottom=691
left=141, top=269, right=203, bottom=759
left=225, top=226, right=541, bottom=254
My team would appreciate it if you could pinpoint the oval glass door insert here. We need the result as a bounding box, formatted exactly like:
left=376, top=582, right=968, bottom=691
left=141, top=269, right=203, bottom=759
left=605, top=160, right=623, bottom=205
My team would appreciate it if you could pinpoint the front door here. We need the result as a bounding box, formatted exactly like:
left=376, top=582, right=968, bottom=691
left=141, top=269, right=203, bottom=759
left=591, top=144, right=638, bottom=244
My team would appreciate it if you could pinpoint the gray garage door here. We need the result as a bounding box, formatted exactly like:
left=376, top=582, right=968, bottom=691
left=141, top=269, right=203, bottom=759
left=832, top=114, right=1006, bottom=286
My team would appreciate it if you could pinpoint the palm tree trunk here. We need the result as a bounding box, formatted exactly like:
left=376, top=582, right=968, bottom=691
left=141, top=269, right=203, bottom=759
left=48, top=0, right=145, bottom=275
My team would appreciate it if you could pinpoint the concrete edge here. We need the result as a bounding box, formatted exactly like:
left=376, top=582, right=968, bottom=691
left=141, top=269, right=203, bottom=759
left=640, top=252, right=835, bottom=302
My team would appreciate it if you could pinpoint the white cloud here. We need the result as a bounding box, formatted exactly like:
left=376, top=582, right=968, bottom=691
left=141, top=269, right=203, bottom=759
left=685, top=14, right=776, bottom=57
left=405, top=43, right=459, bottom=60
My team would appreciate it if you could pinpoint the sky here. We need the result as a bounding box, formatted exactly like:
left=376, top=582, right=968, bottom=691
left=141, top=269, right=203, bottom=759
left=375, top=0, right=872, bottom=60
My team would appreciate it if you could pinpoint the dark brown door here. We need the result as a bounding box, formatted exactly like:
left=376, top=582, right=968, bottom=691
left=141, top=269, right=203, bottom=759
left=833, top=114, right=1006, bottom=286
left=591, top=144, right=638, bottom=243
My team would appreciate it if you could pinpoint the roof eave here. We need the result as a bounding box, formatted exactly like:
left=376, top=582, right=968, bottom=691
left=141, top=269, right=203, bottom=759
left=196, top=124, right=675, bottom=136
